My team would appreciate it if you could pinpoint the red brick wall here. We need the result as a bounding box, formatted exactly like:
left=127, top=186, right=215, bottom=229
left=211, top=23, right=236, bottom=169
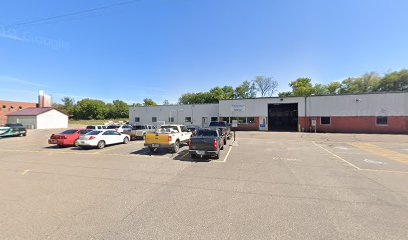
left=0, top=100, right=37, bottom=125
left=219, top=117, right=260, bottom=131
left=299, top=116, right=408, bottom=134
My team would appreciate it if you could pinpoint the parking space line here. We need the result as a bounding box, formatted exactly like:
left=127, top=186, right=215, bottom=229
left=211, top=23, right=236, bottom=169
left=312, top=142, right=361, bottom=170
left=213, top=145, right=233, bottom=163
left=348, top=142, right=408, bottom=164
left=21, top=169, right=31, bottom=175
left=359, top=168, right=408, bottom=174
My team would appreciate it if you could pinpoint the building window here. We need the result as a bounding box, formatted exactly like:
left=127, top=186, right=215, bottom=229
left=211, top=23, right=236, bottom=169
left=376, top=116, right=388, bottom=125
left=185, top=117, right=191, bottom=122
left=247, top=117, right=256, bottom=124
left=2, top=105, right=6, bottom=109
left=10, top=106, right=14, bottom=109
left=169, top=117, right=174, bottom=123
left=135, top=117, right=140, bottom=122
left=211, top=117, right=218, bottom=122
left=152, top=117, right=157, bottom=122
left=321, top=117, right=331, bottom=125
left=19, top=106, right=23, bottom=110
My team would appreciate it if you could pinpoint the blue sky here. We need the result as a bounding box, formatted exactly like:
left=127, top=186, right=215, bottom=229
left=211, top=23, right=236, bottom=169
left=1, top=0, right=407, bottom=104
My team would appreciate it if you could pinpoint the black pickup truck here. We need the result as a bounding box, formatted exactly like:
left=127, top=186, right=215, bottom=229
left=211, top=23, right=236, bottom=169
left=209, top=121, right=231, bottom=143
left=189, top=128, right=224, bottom=159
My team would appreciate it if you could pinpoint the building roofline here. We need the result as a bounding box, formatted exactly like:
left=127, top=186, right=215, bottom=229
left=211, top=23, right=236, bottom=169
left=6, top=107, right=68, bottom=116
left=219, top=90, right=408, bottom=101
left=129, top=103, right=220, bottom=108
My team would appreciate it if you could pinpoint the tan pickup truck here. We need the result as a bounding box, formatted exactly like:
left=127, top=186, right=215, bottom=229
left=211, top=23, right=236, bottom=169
left=144, top=124, right=192, bottom=153
left=123, top=124, right=156, bottom=140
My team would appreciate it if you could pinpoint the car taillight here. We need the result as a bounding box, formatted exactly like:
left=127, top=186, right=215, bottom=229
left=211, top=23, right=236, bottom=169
left=89, top=136, right=95, bottom=140
left=168, top=136, right=172, bottom=142
left=222, top=129, right=226, bottom=135
left=188, top=139, right=192, bottom=146
left=214, top=139, right=218, bottom=148
left=51, top=134, right=55, bottom=139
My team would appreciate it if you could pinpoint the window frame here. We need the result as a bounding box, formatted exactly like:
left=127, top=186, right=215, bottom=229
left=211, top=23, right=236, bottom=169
left=376, top=116, right=388, bottom=126
left=152, top=117, right=157, bottom=123
left=185, top=117, right=192, bottom=123
left=134, top=117, right=140, bottom=123
left=320, top=117, right=331, bottom=125
left=169, top=117, right=175, bottom=123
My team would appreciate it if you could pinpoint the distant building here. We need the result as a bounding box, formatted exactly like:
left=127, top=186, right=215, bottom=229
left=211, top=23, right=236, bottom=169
left=129, top=92, right=408, bottom=134
left=7, top=107, right=68, bottom=129
left=0, top=100, right=37, bottom=125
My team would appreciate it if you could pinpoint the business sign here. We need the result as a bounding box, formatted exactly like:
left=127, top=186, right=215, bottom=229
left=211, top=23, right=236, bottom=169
left=311, top=119, right=317, bottom=127
left=231, top=104, right=246, bottom=112
left=232, top=120, right=238, bottom=128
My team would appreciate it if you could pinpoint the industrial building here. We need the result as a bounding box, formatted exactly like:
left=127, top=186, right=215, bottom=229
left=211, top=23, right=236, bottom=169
left=129, top=92, right=408, bottom=134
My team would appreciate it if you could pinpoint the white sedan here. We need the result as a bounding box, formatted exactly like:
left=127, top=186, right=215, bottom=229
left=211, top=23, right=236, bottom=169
left=77, top=130, right=130, bottom=149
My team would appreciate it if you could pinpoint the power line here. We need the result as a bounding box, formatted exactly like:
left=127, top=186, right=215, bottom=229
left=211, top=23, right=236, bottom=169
left=6, top=0, right=141, bottom=28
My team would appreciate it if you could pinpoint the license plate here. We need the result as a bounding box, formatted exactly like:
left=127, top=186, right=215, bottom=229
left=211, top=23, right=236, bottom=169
left=152, top=144, right=159, bottom=148
left=50, top=140, right=57, bottom=144
left=196, top=150, right=205, bottom=155
left=80, top=141, right=85, bottom=144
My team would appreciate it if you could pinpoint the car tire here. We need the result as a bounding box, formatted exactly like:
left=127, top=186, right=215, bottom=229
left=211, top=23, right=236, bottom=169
left=97, top=141, right=105, bottom=149
left=221, top=143, right=224, bottom=150
left=191, top=154, right=197, bottom=159
left=74, top=139, right=79, bottom=147
left=123, top=137, right=129, bottom=144
left=172, top=141, right=180, bottom=153
left=142, top=134, right=146, bottom=140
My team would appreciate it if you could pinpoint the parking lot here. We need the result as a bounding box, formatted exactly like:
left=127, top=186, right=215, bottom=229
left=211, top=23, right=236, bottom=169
left=1, top=129, right=408, bottom=239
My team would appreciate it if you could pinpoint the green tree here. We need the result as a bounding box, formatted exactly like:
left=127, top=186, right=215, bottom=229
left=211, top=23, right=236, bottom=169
left=326, top=82, right=341, bottom=94
left=313, top=83, right=329, bottom=95
left=278, top=91, right=293, bottom=97
left=61, top=97, right=75, bottom=116
left=289, top=78, right=314, bottom=96
left=209, top=87, right=226, bottom=101
left=112, top=100, right=129, bottom=118
left=376, top=69, right=408, bottom=92
left=143, top=98, right=157, bottom=106
left=340, top=72, right=380, bottom=94
left=73, top=99, right=106, bottom=120
left=235, top=81, right=254, bottom=98
left=222, top=86, right=235, bottom=99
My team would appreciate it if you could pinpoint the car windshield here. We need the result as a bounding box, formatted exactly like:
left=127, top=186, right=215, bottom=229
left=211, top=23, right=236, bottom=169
left=160, top=125, right=179, bottom=132
left=107, top=125, right=120, bottom=129
left=197, top=130, right=217, bottom=136
left=86, top=131, right=102, bottom=135
left=5, top=123, right=23, bottom=127
left=86, top=126, right=96, bottom=129
left=209, top=122, right=227, bottom=127
left=60, top=129, right=77, bottom=134
left=132, top=125, right=144, bottom=130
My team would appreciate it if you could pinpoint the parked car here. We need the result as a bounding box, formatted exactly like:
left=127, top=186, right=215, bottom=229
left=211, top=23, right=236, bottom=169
left=106, top=124, right=132, bottom=133
left=0, top=123, right=27, bottom=138
left=86, top=125, right=107, bottom=130
left=144, top=124, right=192, bottom=153
left=48, top=129, right=92, bottom=147
left=188, top=128, right=224, bottom=159
left=77, top=130, right=130, bottom=149
left=209, top=121, right=231, bottom=142
left=124, top=124, right=156, bottom=140
left=186, top=125, right=200, bottom=136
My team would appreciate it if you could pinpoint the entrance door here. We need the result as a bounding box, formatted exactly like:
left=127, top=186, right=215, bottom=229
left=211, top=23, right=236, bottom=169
left=202, top=117, right=208, bottom=128
left=268, top=103, right=298, bottom=131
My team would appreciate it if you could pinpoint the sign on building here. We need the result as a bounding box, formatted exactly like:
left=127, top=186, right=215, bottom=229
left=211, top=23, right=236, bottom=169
left=231, top=104, right=245, bottom=112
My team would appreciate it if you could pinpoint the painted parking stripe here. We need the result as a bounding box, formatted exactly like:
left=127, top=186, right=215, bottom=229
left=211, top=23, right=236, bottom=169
left=348, top=142, right=408, bottom=164
left=312, top=141, right=361, bottom=170
left=213, top=145, right=232, bottom=163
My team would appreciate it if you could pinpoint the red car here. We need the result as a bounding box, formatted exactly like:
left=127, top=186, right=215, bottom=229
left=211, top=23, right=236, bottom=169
left=48, top=129, right=92, bottom=147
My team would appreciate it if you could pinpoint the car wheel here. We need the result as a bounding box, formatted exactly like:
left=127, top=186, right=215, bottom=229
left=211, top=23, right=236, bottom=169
left=191, top=154, right=197, bottom=159
left=74, top=139, right=79, bottom=147
left=221, top=143, right=224, bottom=150
left=214, top=149, right=220, bottom=159
left=142, top=134, right=146, bottom=140
left=123, top=137, right=129, bottom=144
left=97, top=141, right=105, bottom=149
left=172, top=141, right=180, bottom=153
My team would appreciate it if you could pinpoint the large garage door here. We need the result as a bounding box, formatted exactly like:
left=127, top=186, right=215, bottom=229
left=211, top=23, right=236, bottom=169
left=268, top=103, right=298, bottom=131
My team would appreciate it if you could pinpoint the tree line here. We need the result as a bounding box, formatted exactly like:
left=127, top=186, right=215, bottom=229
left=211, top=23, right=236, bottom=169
left=179, top=76, right=278, bottom=104
left=53, top=98, right=159, bottom=120
left=279, top=69, right=408, bottom=97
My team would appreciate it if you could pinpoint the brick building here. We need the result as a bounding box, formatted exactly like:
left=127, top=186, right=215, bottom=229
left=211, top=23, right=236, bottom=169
left=0, top=100, right=37, bottom=125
